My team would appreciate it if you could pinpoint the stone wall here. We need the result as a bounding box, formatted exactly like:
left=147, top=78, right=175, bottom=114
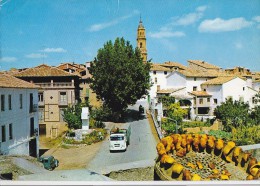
left=184, top=120, right=220, bottom=134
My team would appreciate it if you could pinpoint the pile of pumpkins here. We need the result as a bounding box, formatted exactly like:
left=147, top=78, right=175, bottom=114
left=155, top=133, right=260, bottom=181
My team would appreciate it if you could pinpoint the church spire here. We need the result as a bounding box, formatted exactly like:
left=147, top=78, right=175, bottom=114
left=137, top=17, right=147, bottom=62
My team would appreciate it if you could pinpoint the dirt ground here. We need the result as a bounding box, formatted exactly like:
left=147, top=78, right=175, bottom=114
left=40, top=139, right=102, bottom=170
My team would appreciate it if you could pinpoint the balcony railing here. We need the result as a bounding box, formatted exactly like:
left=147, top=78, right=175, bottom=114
left=38, top=101, right=44, bottom=106
left=35, top=82, right=73, bottom=88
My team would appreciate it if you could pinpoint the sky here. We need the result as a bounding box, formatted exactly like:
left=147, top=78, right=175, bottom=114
left=0, top=0, right=260, bottom=71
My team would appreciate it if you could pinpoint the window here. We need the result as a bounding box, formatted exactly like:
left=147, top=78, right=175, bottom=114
left=30, top=118, right=34, bottom=137
left=9, top=124, right=13, bottom=140
left=29, top=93, right=33, bottom=113
left=153, top=71, right=156, bottom=75
left=199, top=98, right=203, bottom=104
left=204, top=89, right=206, bottom=91
left=198, top=107, right=210, bottom=115
left=193, top=86, right=197, bottom=91
left=193, top=98, right=196, bottom=104
left=1, top=95, right=5, bottom=111
left=8, top=95, right=12, bottom=110
left=239, top=96, right=244, bottom=102
left=207, top=98, right=210, bottom=102
left=38, top=93, right=44, bottom=103
left=243, top=87, right=245, bottom=91
left=214, top=99, right=218, bottom=104
left=1, top=125, right=6, bottom=142
left=194, top=77, right=197, bottom=81
left=19, top=94, right=23, bottom=109
left=60, top=92, right=67, bottom=103
left=164, top=71, right=167, bottom=75
left=155, top=77, right=158, bottom=84
left=140, top=42, right=143, bottom=48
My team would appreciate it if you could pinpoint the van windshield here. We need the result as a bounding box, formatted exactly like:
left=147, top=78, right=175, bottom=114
left=110, top=136, right=124, bottom=141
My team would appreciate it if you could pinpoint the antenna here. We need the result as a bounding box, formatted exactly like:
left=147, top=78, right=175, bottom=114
left=140, top=14, right=142, bottom=22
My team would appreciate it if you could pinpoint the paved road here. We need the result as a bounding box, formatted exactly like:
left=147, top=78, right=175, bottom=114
left=86, top=100, right=157, bottom=174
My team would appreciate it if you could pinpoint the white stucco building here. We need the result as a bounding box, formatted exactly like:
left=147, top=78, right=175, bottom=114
left=148, top=60, right=259, bottom=120
left=0, top=73, right=39, bottom=157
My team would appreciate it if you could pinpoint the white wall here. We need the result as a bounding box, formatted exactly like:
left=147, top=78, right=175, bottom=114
left=222, top=78, right=246, bottom=102
left=253, top=82, right=260, bottom=91
left=0, top=88, right=39, bottom=156
left=149, top=71, right=168, bottom=98
left=166, top=71, right=187, bottom=88
left=244, top=87, right=259, bottom=108
left=187, top=77, right=211, bottom=92
left=201, top=84, right=222, bottom=111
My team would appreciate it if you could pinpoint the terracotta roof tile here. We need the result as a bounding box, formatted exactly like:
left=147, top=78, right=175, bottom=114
left=161, top=61, right=187, bottom=70
left=188, top=60, right=220, bottom=69
left=201, top=76, right=243, bottom=85
left=177, top=69, right=232, bottom=78
left=0, top=73, right=39, bottom=89
left=151, top=64, right=172, bottom=71
left=15, top=64, right=77, bottom=77
left=157, top=87, right=185, bottom=94
left=189, top=91, right=211, bottom=97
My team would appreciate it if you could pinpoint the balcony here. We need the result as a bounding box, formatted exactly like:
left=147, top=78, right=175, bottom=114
left=35, top=82, right=73, bottom=88
left=38, top=101, right=44, bottom=106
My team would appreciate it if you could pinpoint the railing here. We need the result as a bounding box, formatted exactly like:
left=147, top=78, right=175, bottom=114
left=38, top=101, right=44, bottom=106
left=35, top=82, right=73, bottom=88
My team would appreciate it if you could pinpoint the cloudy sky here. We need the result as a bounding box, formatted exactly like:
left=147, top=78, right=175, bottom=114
left=0, top=0, right=260, bottom=71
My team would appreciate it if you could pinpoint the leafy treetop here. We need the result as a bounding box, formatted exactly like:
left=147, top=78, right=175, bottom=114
left=88, top=37, right=151, bottom=118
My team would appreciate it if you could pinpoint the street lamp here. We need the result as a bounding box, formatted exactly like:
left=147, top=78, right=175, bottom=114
left=163, top=117, right=178, bottom=134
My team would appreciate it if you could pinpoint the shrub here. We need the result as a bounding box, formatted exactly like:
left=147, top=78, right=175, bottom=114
left=232, top=125, right=260, bottom=145
left=208, top=130, right=232, bottom=141
left=182, top=121, right=211, bottom=128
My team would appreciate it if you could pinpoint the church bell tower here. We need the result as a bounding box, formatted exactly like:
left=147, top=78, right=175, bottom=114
left=137, top=17, right=147, bottom=62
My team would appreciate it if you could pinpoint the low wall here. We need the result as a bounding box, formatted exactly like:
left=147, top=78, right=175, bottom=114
left=184, top=121, right=219, bottom=134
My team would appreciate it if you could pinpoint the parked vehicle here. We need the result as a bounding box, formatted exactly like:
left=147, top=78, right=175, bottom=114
left=139, top=105, right=144, bottom=115
left=109, top=124, right=131, bottom=152
left=38, top=155, right=59, bottom=170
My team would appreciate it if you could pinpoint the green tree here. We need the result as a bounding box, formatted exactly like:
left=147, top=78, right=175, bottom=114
left=158, top=95, right=175, bottom=107
left=162, top=102, right=188, bottom=134
left=253, top=92, right=260, bottom=104
left=88, top=37, right=151, bottom=120
left=214, top=98, right=250, bottom=132
left=63, top=102, right=89, bottom=129
left=250, top=105, right=260, bottom=125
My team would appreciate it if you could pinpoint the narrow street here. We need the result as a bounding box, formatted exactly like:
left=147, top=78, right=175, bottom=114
left=86, top=100, right=158, bottom=174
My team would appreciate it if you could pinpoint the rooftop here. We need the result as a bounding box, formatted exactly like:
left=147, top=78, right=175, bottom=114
left=161, top=61, right=187, bottom=70
left=14, top=64, right=77, bottom=77
left=201, top=76, right=242, bottom=85
left=188, top=60, right=220, bottom=70
left=0, top=73, right=39, bottom=89
left=189, top=91, right=211, bottom=97
left=157, top=87, right=185, bottom=94
left=151, top=64, right=172, bottom=71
